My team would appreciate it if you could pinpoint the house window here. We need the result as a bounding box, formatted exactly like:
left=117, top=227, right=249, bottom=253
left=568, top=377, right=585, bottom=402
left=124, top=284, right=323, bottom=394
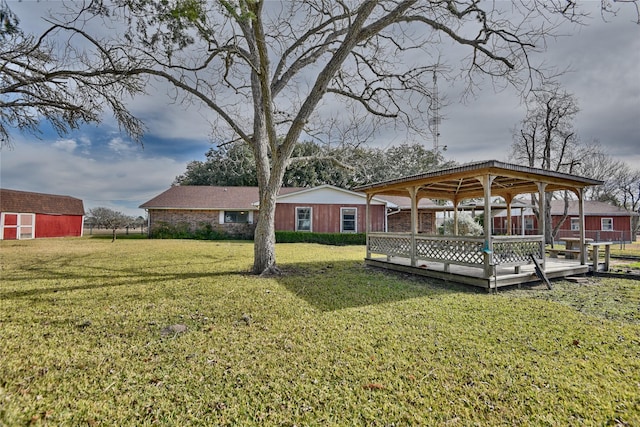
left=524, top=217, right=534, bottom=230
left=296, top=207, right=312, bottom=232
left=341, top=208, right=357, bottom=233
left=601, top=218, right=613, bottom=231
left=224, top=211, right=249, bottom=223
left=570, top=217, right=580, bottom=231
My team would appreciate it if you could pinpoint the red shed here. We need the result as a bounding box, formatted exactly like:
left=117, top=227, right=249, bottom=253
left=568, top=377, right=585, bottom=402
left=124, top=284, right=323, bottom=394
left=0, top=189, right=85, bottom=240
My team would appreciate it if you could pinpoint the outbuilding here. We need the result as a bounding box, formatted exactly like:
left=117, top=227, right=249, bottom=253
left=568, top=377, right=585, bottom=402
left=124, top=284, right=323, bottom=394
left=0, top=188, right=85, bottom=239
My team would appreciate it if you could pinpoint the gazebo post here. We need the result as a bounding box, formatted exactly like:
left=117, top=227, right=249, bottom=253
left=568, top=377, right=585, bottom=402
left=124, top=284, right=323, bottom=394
left=577, top=188, right=586, bottom=265
left=480, top=175, right=495, bottom=278
left=504, top=193, right=513, bottom=236
left=537, top=182, right=547, bottom=270
left=366, top=193, right=372, bottom=259
left=408, top=186, right=418, bottom=267
left=453, top=197, right=459, bottom=236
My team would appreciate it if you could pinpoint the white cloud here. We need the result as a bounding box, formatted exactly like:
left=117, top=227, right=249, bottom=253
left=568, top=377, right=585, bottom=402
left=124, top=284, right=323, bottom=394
left=1, top=137, right=187, bottom=216
left=52, top=138, right=78, bottom=153
left=108, top=136, right=137, bottom=155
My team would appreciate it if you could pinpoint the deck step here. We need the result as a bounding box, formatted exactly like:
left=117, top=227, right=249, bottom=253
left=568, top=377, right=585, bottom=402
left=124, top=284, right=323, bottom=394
left=566, top=276, right=589, bottom=283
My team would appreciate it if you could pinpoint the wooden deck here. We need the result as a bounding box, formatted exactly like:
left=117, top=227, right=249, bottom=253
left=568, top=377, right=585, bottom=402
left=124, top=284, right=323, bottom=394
left=365, top=256, right=592, bottom=290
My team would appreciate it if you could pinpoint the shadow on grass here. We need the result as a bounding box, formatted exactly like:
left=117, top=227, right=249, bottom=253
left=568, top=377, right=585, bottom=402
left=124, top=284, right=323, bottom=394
left=0, top=257, right=249, bottom=300
left=275, top=259, right=478, bottom=312
left=3, top=251, right=477, bottom=311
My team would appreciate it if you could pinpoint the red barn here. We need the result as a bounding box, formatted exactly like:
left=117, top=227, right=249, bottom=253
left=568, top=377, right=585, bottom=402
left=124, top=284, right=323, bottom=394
left=0, top=189, right=85, bottom=240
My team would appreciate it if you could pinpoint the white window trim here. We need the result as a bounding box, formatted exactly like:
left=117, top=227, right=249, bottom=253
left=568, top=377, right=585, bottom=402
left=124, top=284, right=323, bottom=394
left=524, top=217, right=534, bottom=230
left=219, top=210, right=254, bottom=224
left=0, top=212, right=35, bottom=240
left=601, top=217, right=613, bottom=231
left=570, top=217, right=580, bottom=231
left=340, top=207, right=357, bottom=233
left=295, top=207, right=312, bottom=232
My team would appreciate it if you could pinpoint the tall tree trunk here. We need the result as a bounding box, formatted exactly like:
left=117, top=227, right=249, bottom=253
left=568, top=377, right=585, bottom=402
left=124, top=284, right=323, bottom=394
left=253, top=187, right=278, bottom=274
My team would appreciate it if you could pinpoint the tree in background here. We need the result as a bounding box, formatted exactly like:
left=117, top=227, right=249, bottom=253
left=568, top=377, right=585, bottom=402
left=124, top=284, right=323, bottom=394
left=174, top=140, right=454, bottom=188
left=22, top=0, right=640, bottom=273
left=510, top=83, right=601, bottom=243
left=87, top=207, right=134, bottom=242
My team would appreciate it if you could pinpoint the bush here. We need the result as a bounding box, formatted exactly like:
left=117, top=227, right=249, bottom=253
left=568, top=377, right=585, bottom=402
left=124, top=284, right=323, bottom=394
left=440, top=213, right=483, bottom=236
left=150, top=222, right=250, bottom=240
left=275, top=231, right=365, bottom=245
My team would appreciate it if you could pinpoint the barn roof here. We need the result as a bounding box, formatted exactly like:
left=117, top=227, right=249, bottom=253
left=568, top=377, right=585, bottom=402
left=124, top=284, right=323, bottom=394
left=0, top=188, right=85, bottom=215
left=139, top=186, right=303, bottom=210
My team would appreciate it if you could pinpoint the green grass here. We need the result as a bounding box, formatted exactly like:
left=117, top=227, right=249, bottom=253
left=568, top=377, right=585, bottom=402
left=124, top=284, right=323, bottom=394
left=1, top=239, right=639, bottom=426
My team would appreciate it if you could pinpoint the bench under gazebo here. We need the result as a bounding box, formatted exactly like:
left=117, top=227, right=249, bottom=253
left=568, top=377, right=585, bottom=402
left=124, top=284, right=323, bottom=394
left=356, top=160, right=604, bottom=289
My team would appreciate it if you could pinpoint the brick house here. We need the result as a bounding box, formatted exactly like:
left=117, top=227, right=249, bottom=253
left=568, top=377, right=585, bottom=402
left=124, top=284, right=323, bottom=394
left=374, top=195, right=440, bottom=233
left=493, top=199, right=638, bottom=242
left=139, top=185, right=392, bottom=238
left=0, top=188, right=85, bottom=239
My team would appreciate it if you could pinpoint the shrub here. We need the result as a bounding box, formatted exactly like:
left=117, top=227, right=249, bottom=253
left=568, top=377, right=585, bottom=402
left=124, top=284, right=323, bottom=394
left=150, top=222, right=251, bottom=240
left=276, top=231, right=365, bottom=245
left=440, top=213, right=484, bottom=236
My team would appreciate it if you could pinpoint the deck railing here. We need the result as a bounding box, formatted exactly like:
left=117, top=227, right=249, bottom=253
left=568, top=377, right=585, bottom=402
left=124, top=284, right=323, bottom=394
left=367, top=233, right=545, bottom=276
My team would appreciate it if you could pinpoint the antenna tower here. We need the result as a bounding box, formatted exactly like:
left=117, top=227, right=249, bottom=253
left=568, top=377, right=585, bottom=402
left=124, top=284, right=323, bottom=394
left=429, top=70, right=442, bottom=152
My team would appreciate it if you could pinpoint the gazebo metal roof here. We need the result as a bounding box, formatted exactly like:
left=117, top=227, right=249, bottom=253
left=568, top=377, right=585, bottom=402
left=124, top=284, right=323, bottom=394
left=355, top=160, right=603, bottom=200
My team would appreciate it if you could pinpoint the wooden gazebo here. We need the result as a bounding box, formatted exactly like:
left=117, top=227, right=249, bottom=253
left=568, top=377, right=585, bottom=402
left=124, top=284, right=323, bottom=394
left=356, top=160, right=604, bottom=289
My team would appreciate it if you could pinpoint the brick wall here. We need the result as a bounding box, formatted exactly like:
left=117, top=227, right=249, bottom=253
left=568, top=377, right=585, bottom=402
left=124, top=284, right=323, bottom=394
left=149, top=209, right=256, bottom=238
left=388, top=210, right=435, bottom=233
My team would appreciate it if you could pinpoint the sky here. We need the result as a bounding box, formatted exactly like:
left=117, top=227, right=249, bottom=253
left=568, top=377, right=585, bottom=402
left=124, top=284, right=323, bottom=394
left=1, top=1, right=639, bottom=217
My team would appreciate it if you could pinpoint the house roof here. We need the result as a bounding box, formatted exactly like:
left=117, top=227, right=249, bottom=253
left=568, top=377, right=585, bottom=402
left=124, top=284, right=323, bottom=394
left=377, top=195, right=440, bottom=210
left=0, top=188, right=85, bottom=216
left=272, top=184, right=393, bottom=206
left=139, top=186, right=303, bottom=210
left=355, top=160, right=604, bottom=200
left=550, top=200, right=637, bottom=217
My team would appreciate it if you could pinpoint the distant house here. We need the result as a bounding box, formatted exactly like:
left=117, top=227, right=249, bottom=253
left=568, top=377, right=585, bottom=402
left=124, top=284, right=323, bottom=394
left=373, top=195, right=440, bottom=233
left=0, top=188, right=85, bottom=240
left=139, top=185, right=392, bottom=237
left=493, top=199, right=637, bottom=242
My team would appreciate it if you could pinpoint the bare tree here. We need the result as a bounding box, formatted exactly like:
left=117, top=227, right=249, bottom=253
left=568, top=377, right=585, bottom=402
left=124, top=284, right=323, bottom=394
left=0, top=3, right=144, bottom=146
left=88, top=207, right=134, bottom=242
left=509, top=83, right=586, bottom=243
left=30, top=0, right=640, bottom=273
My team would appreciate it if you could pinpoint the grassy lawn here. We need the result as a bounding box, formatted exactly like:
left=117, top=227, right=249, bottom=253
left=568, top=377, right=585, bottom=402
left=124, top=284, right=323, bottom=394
left=1, top=239, right=639, bottom=426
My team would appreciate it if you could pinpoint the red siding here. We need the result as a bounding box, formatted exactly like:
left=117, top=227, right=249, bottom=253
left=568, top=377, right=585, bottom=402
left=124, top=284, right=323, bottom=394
left=494, top=214, right=634, bottom=241
left=35, top=214, right=83, bottom=238
left=275, top=203, right=385, bottom=233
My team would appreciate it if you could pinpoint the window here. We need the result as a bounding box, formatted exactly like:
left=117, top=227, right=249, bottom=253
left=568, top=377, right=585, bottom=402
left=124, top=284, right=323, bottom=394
left=224, top=211, right=249, bottom=223
left=524, top=217, right=534, bottom=230
left=296, top=207, right=312, bottom=231
left=601, top=218, right=613, bottom=231
left=341, top=208, right=357, bottom=233
left=570, top=217, right=580, bottom=231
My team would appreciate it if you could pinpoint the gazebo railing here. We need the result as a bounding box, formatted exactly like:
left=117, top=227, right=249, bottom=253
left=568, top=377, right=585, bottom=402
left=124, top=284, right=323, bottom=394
left=492, top=235, right=545, bottom=265
left=367, top=233, right=545, bottom=274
